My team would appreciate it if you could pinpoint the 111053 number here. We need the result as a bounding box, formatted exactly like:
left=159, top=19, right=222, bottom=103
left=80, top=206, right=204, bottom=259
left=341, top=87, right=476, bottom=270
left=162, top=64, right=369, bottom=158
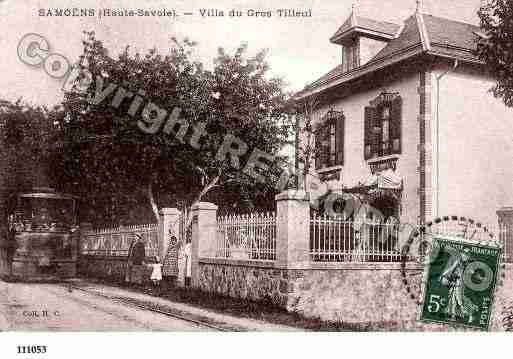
left=17, top=346, right=47, bottom=354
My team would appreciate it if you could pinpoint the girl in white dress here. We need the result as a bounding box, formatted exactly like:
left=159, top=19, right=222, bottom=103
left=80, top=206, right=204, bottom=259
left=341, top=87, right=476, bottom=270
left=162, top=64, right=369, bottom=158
left=148, top=256, right=163, bottom=292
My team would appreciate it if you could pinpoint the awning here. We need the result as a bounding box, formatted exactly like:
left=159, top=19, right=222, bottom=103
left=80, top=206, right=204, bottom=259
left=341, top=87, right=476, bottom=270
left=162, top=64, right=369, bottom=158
left=343, top=169, right=403, bottom=200
left=306, top=169, right=402, bottom=209
left=362, top=169, right=403, bottom=191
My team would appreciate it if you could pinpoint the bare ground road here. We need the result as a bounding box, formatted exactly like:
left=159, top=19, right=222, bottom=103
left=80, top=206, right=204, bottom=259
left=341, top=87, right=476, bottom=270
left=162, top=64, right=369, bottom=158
left=0, top=280, right=213, bottom=331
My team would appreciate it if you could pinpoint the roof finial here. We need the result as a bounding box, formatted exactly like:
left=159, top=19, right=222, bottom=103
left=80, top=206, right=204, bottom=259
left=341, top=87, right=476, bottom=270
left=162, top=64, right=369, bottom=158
left=351, top=1, right=358, bottom=25
left=352, top=1, right=358, bottom=14
left=416, top=0, right=424, bottom=13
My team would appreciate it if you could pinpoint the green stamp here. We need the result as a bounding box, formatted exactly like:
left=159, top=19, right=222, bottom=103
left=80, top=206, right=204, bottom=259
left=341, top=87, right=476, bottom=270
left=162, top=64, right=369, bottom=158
left=419, top=236, right=502, bottom=330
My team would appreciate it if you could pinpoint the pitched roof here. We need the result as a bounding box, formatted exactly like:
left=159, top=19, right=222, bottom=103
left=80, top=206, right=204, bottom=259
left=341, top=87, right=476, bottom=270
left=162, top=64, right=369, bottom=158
left=371, top=15, right=422, bottom=62
left=297, top=12, right=482, bottom=100
left=330, top=14, right=400, bottom=43
left=423, top=14, right=481, bottom=62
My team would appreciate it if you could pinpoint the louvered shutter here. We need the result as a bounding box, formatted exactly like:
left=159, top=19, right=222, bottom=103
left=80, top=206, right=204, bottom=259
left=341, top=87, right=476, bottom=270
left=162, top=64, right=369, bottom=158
left=315, top=131, right=322, bottom=170
left=364, top=106, right=376, bottom=160
left=372, top=107, right=382, bottom=157
left=390, top=96, right=402, bottom=154
left=321, top=131, right=330, bottom=168
left=336, top=114, right=344, bottom=165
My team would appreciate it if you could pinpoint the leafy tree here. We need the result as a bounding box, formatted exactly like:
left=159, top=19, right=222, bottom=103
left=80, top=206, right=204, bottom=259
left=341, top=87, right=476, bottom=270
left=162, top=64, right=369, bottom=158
left=59, top=32, right=292, bottom=227
left=294, top=95, right=327, bottom=191
left=0, top=98, right=63, bottom=191
left=0, top=99, right=64, bottom=234
left=294, top=95, right=345, bottom=208
left=477, top=0, right=513, bottom=106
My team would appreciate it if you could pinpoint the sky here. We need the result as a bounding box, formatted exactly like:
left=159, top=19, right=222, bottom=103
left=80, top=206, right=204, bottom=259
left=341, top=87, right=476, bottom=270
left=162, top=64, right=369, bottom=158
left=0, top=0, right=484, bottom=106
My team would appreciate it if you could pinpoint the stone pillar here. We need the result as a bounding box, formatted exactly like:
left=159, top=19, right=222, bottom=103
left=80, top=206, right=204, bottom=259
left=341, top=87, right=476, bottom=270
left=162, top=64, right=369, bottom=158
left=275, top=190, right=310, bottom=269
left=77, top=222, right=93, bottom=276
left=158, top=208, right=181, bottom=262
left=78, top=222, right=93, bottom=254
left=190, top=202, right=218, bottom=288
left=498, top=207, right=513, bottom=262
left=79, top=222, right=93, bottom=232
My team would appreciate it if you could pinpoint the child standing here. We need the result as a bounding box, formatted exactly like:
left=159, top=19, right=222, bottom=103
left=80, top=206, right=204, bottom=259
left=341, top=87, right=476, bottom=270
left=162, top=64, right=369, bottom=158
left=148, top=256, right=163, bottom=295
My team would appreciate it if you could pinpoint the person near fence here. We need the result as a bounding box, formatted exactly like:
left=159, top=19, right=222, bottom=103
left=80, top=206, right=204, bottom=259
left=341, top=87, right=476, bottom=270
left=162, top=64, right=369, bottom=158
left=162, top=230, right=181, bottom=288
left=181, top=241, right=191, bottom=287
left=126, top=238, right=146, bottom=287
left=147, top=256, right=163, bottom=294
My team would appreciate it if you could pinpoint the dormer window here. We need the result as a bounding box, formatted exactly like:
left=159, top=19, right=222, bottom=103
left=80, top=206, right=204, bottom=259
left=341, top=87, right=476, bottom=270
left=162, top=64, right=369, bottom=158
left=342, top=40, right=360, bottom=72
left=330, top=9, right=399, bottom=72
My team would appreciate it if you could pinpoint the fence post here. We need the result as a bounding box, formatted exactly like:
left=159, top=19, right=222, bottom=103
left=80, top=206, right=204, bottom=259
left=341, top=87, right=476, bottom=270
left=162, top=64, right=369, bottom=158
left=275, top=190, right=310, bottom=269
left=158, top=208, right=180, bottom=277
left=158, top=208, right=181, bottom=266
left=497, top=206, right=513, bottom=262
left=77, top=222, right=93, bottom=276
left=78, top=222, right=93, bottom=253
left=190, top=202, right=218, bottom=288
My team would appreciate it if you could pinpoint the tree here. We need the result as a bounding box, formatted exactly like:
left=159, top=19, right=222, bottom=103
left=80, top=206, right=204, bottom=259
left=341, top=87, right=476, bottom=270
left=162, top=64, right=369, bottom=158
left=0, top=99, right=64, bottom=236
left=0, top=98, right=64, bottom=191
left=294, top=95, right=341, bottom=209
left=294, top=95, right=324, bottom=191
left=477, top=0, right=513, bottom=107
left=59, top=32, right=292, bottom=228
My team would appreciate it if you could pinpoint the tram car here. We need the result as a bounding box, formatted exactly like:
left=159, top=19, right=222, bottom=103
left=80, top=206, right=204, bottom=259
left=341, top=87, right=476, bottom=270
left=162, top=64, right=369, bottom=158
left=0, top=188, right=79, bottom=281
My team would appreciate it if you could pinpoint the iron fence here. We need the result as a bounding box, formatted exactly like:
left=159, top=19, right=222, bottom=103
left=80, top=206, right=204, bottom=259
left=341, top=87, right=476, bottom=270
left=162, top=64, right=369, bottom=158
left=499, top=222, right=511, bottom=263
left=213, top=213, right=277, bottom=261
left=81, top=223, right=159, bottom=257
left=310, top=214, right=402, bottom=262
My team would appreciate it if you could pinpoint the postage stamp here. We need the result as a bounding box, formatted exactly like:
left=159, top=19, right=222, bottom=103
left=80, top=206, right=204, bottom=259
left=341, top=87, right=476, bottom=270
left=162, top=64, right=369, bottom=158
left=419, top=236, right=502, bottom=330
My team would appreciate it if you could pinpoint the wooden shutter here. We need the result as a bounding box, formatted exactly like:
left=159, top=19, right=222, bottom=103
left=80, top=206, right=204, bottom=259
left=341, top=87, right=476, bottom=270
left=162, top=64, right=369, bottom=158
left=323, top=142, right=330, bottom=167
left=315, top=131, right=322, bottom=170
left=336, top=115, right=344, bottom=165
left=390, top=96, right=402, bottom=154
left=315, top=131, right=330, bottom=169
left=364, top=106, right=376, bottom=160
left=372, top=107, right=382, bottom=157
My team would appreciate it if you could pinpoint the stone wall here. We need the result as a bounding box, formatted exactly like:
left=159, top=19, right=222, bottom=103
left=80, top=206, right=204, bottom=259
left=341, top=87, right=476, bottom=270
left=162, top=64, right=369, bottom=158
left=198, top=259, right=291, bottom=307
left=198, top=259, right=513, bottom=331
left=287, top=264, right=423, bottom=330
left=0, top=248, right=11, bottom=277
left=192, top=199, right=513, bottom=331
left=78, top=255, right=129, bottom=282
left=490, top=265, right=513, bottom=331
left=284, top=263, right=510, bottom=331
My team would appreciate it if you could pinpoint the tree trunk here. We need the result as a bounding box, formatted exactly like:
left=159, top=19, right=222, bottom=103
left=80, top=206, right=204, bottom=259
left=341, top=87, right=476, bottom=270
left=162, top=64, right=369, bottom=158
left=146, top=181, right=160, bottom=224
left=184, top=175, right=220, bottom=229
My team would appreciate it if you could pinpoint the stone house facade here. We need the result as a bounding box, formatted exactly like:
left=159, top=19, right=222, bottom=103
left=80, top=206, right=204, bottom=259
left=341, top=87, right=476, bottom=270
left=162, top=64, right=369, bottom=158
left=295, top=6, right=513, bottom=228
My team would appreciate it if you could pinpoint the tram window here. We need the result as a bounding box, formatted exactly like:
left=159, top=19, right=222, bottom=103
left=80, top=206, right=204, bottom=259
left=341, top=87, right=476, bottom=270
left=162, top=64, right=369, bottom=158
left=13, top=197, right=75, bottom=231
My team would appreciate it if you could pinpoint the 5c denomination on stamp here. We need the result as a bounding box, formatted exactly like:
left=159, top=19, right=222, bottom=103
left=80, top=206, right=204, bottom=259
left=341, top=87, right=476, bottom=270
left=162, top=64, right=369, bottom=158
left=419, top=236, right=502, bottom=330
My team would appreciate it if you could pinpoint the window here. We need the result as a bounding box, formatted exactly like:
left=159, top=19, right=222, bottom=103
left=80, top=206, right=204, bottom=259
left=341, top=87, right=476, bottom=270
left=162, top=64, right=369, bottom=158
left=329, top=122, right=336, bottom=164
left=342, top=41, right=360, bottom=73
left=381, top=105, right=390, bottom=152
left=316, top=110, right=345, bottom=170
left=364, top=93, right=402, bottom=160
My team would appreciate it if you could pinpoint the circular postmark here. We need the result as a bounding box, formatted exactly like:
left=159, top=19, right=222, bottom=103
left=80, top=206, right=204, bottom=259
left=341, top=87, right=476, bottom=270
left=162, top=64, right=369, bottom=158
left=501, top=301, right=513, bottom=331
left=399, top=216, right=504, bottom=306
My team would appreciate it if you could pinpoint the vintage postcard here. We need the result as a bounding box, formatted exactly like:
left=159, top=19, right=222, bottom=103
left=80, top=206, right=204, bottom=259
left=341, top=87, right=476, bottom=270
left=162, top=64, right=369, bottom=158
left=0, top=0, right=512, bottom=348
